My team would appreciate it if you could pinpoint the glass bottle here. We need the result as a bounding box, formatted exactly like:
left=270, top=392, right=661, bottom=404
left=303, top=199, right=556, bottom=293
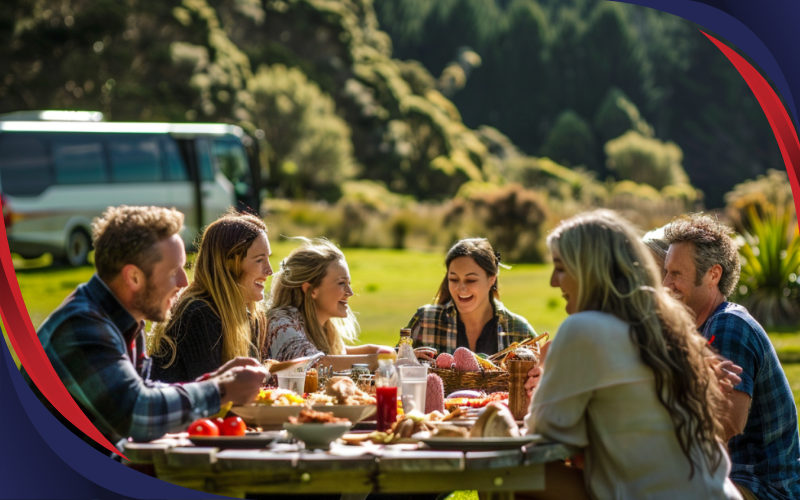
left=396, top=328, right=420, bottom=368
left=375, top=353, right=398, bottom=432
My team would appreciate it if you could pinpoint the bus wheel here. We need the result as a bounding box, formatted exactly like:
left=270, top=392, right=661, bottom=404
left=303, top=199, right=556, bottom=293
left=62, top=229, right=91, bottom=267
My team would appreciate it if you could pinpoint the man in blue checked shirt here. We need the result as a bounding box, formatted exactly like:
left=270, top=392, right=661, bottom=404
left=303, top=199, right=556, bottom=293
left=664, top=214, right=800, bottom=500
left=22, top=206, right=268, bottom=457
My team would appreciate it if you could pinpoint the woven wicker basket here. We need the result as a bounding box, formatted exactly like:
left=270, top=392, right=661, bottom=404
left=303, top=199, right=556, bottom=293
left=430, top=367, right=509, bottom=395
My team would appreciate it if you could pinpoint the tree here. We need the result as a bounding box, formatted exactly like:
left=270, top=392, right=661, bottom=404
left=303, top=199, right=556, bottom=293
left=539, top=110, right=596, bottom=168
left=249, top=64, right=357, bottom=200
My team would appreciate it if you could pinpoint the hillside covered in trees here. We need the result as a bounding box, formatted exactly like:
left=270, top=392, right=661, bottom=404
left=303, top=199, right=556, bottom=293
left=0, top=0, right=781, bottom=207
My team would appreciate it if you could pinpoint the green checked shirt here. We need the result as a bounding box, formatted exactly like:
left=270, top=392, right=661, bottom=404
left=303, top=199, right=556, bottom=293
left=405, top=300, right=536, bottom=355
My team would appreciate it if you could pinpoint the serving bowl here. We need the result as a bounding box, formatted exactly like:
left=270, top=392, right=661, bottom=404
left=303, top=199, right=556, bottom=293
left=283, top=423, right=352, bottom=450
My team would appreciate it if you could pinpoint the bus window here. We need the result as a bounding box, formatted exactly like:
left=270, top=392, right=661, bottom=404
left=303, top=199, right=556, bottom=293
left=52, top=138, right=107, bottom=185
left=195, top=139, right=215, bottom=181
left=108, top=136, right=162, bottom=182
left=161, top=139, right=188, bottom=181
left=212, top=139, right=251, bottom=197
left=0, top=134, right=53, bottom=196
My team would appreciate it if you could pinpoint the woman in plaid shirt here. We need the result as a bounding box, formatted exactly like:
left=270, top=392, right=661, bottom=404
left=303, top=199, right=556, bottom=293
left=405, top=238, right=536, bottom=358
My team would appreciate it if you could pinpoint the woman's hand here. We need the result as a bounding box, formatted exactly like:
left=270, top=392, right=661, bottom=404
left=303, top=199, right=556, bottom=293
left=524, top=340, right=551, bottom=398
left=200, top=357, right=262, bottom=381
left=374, top=345, right=395, bottom=354
left=414, top=347, right=438, bottom=362
left=708, top=354, right=743, bottom=395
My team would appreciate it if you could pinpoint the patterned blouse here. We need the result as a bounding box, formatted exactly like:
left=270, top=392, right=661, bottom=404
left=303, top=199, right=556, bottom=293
left=263, top=307, right=322, bottom=361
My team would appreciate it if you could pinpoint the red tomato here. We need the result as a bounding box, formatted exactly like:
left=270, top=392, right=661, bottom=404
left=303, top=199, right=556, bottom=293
left=219, top=416, right=246, bottom=437
left=187, top=418, right=219, bottom=437
left=213, top=417, right=225, bottom=428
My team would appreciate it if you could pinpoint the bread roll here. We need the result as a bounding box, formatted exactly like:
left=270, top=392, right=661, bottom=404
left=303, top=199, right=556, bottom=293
left=470, top=402, right=519, bottom=438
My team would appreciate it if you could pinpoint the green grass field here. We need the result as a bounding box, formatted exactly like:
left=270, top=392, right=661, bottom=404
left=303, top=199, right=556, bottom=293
left=3, top=241, right=800, bottom=411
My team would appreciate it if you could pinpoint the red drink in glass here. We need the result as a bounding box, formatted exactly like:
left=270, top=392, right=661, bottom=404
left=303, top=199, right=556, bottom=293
left=376, top=385, right=398, bottom=432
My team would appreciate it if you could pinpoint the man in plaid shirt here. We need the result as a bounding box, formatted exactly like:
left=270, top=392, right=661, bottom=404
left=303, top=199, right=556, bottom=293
left=664, top=215, right=800, bottom=500
left=22, top=206, right=267, bottom=457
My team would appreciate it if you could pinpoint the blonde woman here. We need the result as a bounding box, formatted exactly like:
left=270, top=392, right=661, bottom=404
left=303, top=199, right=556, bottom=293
left=148, top=210, right=272, bottom=383
left=521, top=210, right=741, bottom=500
left=265, top=238, right=392, bottom=369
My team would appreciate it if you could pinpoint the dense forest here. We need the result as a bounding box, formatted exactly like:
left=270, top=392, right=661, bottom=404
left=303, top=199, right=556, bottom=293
left=375, top=0, right=782, bottom=207
left=0, top=0, right=782, bottom=207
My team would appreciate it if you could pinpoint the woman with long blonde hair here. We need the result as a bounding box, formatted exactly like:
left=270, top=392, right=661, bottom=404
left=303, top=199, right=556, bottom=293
left=521, top=209, right=741, bottom=499
left=265, top=238, right=392, bottom=366
left=149, top=210, right=272, bottom=383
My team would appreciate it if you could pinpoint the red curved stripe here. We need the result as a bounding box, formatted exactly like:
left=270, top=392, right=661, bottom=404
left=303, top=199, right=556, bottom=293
left=0, top=209, right=127, bottom=460
left=701, top=31, right=800, bottom=217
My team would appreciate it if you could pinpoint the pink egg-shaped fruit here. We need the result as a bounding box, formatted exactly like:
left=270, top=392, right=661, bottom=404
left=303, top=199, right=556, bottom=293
left=436, top=352, right=455, bottom=369
left=426, top=373, right=445, bottom=413
left=453, top=347, right=480, bottom=372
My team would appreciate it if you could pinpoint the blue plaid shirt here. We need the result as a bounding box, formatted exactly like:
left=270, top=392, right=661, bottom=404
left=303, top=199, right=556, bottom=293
left=702, top=302, right=800, bottom=500
left=22, top=275, right=220, bottom=456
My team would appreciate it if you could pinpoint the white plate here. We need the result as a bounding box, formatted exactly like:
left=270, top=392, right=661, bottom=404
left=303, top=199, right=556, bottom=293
left=418, top=434, right=543, bottom=451
left=232, top=405, right=303, bottom=428
left=188, top=432, right=280, bottom=449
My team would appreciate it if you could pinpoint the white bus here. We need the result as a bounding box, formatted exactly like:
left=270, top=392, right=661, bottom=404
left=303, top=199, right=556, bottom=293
left=0, top=116, right=262, bottom=266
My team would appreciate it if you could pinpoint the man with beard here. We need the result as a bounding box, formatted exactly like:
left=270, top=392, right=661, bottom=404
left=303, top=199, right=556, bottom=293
left=22, top=206, right=268, bottom=457
left=663, top=214, right=800, bottom=500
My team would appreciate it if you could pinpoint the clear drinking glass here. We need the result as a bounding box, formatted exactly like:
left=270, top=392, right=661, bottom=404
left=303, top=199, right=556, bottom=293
left=276, top=368, right=307, bottom=394
left=398, top=365, right=428, bottom=413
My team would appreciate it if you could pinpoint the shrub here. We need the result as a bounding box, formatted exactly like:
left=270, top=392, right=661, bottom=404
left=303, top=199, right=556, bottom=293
left=445, top=183, right=550, bottom=263
left=725, top=169, right=795, bottom=233
left=732, top=204, right=800, bottom=327
left=604, top=130, right=688, bottom=190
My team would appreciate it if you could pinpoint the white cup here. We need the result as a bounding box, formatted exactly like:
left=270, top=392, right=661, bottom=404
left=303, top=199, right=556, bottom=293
left=399, top=365, right=428, bottom=413
left=276, top=368, right=307, bottom=394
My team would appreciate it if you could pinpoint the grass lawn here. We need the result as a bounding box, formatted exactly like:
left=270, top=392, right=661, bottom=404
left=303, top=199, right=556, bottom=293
left=4, top=241, right=800, bottom=412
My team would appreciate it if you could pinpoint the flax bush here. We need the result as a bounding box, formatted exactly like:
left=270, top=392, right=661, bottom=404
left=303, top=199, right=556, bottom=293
left=732, top=203, right=800, bottom=327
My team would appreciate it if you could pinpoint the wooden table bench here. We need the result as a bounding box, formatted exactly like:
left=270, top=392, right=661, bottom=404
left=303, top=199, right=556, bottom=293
left=124, top=437, right=577, bottom=499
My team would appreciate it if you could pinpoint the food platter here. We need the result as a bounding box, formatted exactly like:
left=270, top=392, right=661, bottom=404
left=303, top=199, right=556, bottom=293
left=232, top=405, right=303, bottom=428
left=417, top=434, right=544, bottom=451
left=310, top=404, right=376, bottom=422
left=232, top=404, right=376, bottom=428
left=188, top=431, right=281, bottom=449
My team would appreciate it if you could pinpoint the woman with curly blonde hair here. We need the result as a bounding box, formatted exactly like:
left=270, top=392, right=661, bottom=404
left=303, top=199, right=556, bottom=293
left=149, top=210, right=272, bottom=383
left=521, top=210, right=741, bottom=499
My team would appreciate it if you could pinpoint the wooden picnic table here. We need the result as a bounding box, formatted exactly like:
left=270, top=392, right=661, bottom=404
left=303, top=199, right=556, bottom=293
left=123, top=436, right=577, bottom=499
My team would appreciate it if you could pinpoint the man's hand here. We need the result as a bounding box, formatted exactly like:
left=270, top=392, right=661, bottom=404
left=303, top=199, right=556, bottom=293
left=414, top=347, right=438, bottom=362
left=214, top=365, right=269, bottom=406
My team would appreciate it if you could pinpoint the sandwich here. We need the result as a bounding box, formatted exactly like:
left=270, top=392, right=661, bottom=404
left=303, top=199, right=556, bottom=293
left=469, top=402, right=519, bottom=438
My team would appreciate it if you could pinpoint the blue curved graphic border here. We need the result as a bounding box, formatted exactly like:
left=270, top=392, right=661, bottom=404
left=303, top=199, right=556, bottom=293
left=2, top=0, right=799, bottom=498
